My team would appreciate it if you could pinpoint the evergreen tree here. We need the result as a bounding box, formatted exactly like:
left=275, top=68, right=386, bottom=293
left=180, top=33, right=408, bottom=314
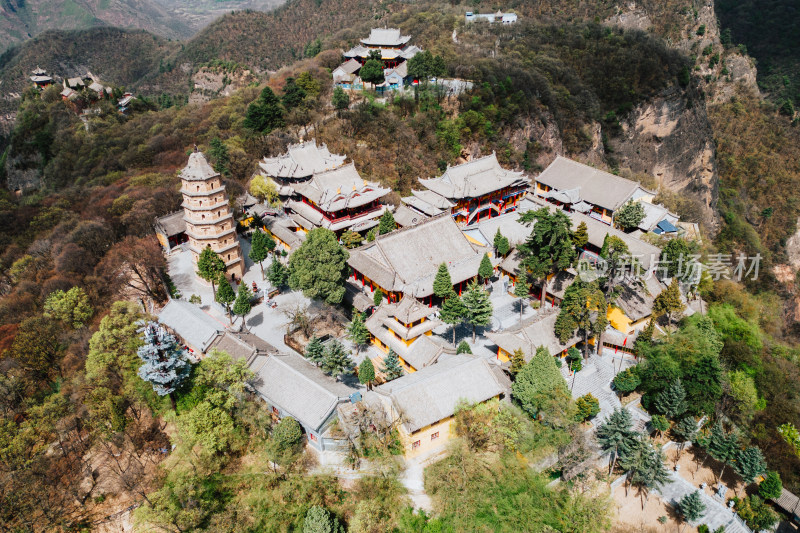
left=232, top=283, right=252, bottom=329
left=511, top=347, right=568, bottom=419
left=678, top=491, right=706, bottom=523
left=462, top=280, right=493, bottom=342
left=633, top=319, right=656, bottom=356
left=378, top=210, right=396, bottom=234
left=197, top=247, right=225, bottom=294
left=572, top=221, right=589, bottom=250
left=575, top=393, right=601, bottom=421
left=340, top=230, right=363, bottom=249
left=650, top=414, right=669, bottom=439
left=373, top=290, right=384, bottom=307
left=554, top=279, right=607, bottom=358
left=347, top=312, right=370, bottom=354
left=613, top=366, right=641, bottom=395
left=281, top=77, right=307, bottom=110
left=406, top=50, right=447, bottom=83
left=660, top=238, right=695, bottom=281
left=332, top=86, right=350, bottom=111
left=266, top=259, right=289, bottom=288
left=493, top=228, right=505, bottom=255
left=673, top=417, right=698, bottom=457
left=288, top=228, right=349, bottom=304
left=478, top=253, right=493, bottom=284
left=249, top=229, right=273, bottom=279
left=456, top=340, right=472, bottom=354
left=244, top=86, right=285, bottom=133
left=653, top=278, right=685, bottom=327
left=359, top=57, right=385, bottom=87
left=654, top=379, right=687, bottom=419
left=705, top=421, right=740, bottom=483
left=304, top=336, right=325, bottom=365
left=433, top=263, right=453, bottom=298
left=208, top=137, right=230, bottom=176
left=518, top=207, right=576, bottom=304
left=43, top=286, right=93, bottom=328
left=303, top=505, right=344, bottom=533
left=440, top=293, right=466, bottom=345
left=358, top=358, right=376, bottom=390
left=137, top=322, right=191, bottom=398
left=596, top=408, right=638, bottom=474
left=321, top=340, right=354, bottom=380
left=682, top=353, right=722, bottom=417
left=497, top=235, right=510, bottom=257
left=513, top=270, right=529, bottom=321
left=614, top=200, right=646, bottom=231
left=215, top=272, right=236, bottom=323
left=620, top=436, right=670, bottom=507
left=509, top=348, right=526, bottom=377
left=381, top=349, right=403, bottom=380
left=734, top=446, right=767, bottom=485
left=758, top=471, right=782, bottom=500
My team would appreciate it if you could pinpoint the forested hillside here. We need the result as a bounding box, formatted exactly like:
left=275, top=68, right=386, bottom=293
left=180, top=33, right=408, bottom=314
left=1, top=0, right=800, bottom=531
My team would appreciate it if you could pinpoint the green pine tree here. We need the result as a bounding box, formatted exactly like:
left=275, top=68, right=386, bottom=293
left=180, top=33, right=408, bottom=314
left=378, top=210, right=396, bottom=235
left=493, top=228, right=505, bottom=255
left=373, top=290, right=384, bottom=307
left=650, top=414, right=670, bottom=439
left=381, top=349, right=403, bottom=380
left=332, top=86, right=350, bottom=111
left=249, top=230, right=273, bottom=279
left=215, top=272, right=236, bottom=323
left=596, top=408, right=638, bottom=474
left=266, top=259, right=289, bottom=288
left=244, top=86, right=285, bottom=133
left=232, top=283, right=252, bottom=329
left=462, top=280, right=493, bottom=342
left=513, top=270, right=529, bottom=321
left=197, top=247, right=225, bottom=294
left=478, top=253, right=493, bottom=283
left=705, top=421, right=740, bottom=483
left=572, top=221, right=589, bottom=249
left=759, top=471, right=782, bottom=500
left=615, top=200, right=646, bottom=231
left=554, top=279, right=607, bottom=359
left=440, top=292, right=466, bottom=345
left=304, top=336, right=325, bottom=365
left=518, top=207, right=576, bottom=305
left=358, top=358, right=376, bottom=390
left=321, top=340, right=354, bottom=380
left=509, top=348, right=526, bottom=376
left=734, top=446, right=767, bottom=485
left=678, top=490, right=706, bottom=523
left=347, top=312, right=370, bottom=354
left=613, top=367, right=641, bottom=395
left=654, top=379, right=687, bottom=419
left=288, top=228, right=349, bottom=304
left=511, top=347, right=568, bottom=419
left=456, top=340, right=472, bottom=354
left=433, top=263, right=453, bottom=299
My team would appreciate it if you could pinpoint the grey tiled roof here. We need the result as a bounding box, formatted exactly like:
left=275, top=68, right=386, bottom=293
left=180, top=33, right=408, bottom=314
left=566, top=211, right=662, bottom=270
left=158, top=300, right=223, bottom=352
left=259, top=140, right=346, bottom=179
left=376, top=355, right=506, bottom=432
left=347, top=215, right=482, bottom=298
left=264, top=217, right=306, bottom=249
left=249, top=353, right=356, bottom=432
left=208, top=331, right=278, bottom=366
left=535, top=156, right=648, bottom=212
left=360, top=28, right=411, bottom=47
left=638, top=201, right=679, bottom=232
left=418, top=153, right=530, bottom=201
left=155, top=211, right=187, bottom=237
left=392, top=204, right=428, bottom=228
left=485, top=308, right=579, bottom=359
left=613, top=275, right=665, bottom=322
left=179, top=152, right=219, bottom=182
left=291, top=163, right=390, bottom=213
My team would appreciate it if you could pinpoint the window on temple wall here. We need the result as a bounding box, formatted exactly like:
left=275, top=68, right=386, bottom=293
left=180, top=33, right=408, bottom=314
left=412, top=440, right=421, bottom=449
left=431, top=432, right=439, bottom=441
left=196, top=185, right=200, bottom=192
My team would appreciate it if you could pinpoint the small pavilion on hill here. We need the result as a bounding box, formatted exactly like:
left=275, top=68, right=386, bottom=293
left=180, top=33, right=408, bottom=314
left=343, top=28, right=422, bottom=69
left=258, top=140, right=347, bottom=186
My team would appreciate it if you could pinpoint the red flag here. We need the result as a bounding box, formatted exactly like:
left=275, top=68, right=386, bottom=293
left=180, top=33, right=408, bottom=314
left=623, top=336, right=628, bottom=346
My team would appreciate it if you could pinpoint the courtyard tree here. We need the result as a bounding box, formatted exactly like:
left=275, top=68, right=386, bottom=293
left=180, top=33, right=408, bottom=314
left=758, top=471, right=782, bottom=500
left=137, top=322, right=191, bottom=400
left=378, top=209, right=396, bottom=234
left=358, top=358, right=376, bottom=390
left=232, top=283, right=253, bottom=329
left=321, top=340, right=354, bottom=380
left=462, top=280, right=493, bottom=342
left=554, top=279, right=607, bottom=359
left=215, top=272, right=236, bottom=323
left=518, top=207, right=576, bottom=305
left=678, top=490, right=706, bottom=526
left=706, top=421, right=740, bottom=483
left=347, top=311, right=370, bottom=355
left=673, top=417, right=698, bottom=458
left=511, top=347, right=568, bottom=419
left=266, top=258, right=289, bottom=288
left=513, top=270, right=530, bottom=321
left=373, top=289, right=384, bottom=307
left=494, top=228, right=510, bottom=257
left=197, top=247, right=226, bottom=295
left=340, top=230, right=363, bottom=249
left=612, top=366, right=641, bottom=396
left=43, top=287, right=93, bottom=328
left=440, top=292, right=466, bottom=345
left=456, top=340, right=472, bottom=354
left=654, top=379, right=688, bottom=420
left=304, top=336, right=325, bottom=365
left=478, top=253, right=493, bottom=284
left=572, top=221, right=589, bottom=250
left=734, top=446, right=767, bottom=486
left=509, top=348, right=526, bottom=377
left=620, top=436, right=670, bottom=508
left=650, top=414, right=669, bottom=439
left=575, top=394, right=600, bottom=422
left=614, top=200, right=645, bottom=231
left=596, top=408, right=637, bottom=474
left=249, top=229, right=274, bottom=279
left=381, top=349, right=403, bottom=380
left=433, top=263, right=453, bottom=299
left=359, top=52, right=385, bottom=88
left=288, top=228, right=349, bottom=304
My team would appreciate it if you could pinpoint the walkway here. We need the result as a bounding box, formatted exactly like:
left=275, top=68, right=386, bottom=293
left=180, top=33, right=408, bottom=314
left=560, top=350, right=637, bottom=426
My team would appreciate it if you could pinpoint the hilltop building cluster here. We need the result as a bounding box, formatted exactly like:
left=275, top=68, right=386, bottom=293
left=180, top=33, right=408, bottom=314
left=333, top=28, right=423, bottom=92
left=153, top=141, right=697, bottom=457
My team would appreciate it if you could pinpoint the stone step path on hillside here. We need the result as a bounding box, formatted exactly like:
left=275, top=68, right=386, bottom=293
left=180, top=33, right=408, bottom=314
left=562, top=353, right=630, bottom=425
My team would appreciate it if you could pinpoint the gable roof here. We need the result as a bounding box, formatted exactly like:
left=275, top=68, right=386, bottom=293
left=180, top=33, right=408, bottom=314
left=291, top=163, right=390, bottom=213
left=536, top=156, right=647, bottom=212
left=249, top=353, right=356, bottom=432
left=179, top=151, right=219, bottom=182
left=485, top=307, right=579, bottom=359
left=335, top=59, right=362, bottom=75
left=208, top=331, right=278, bottom=366
left=471, top=211, right=532, bottom=247
left=419, top=153, right=529, bottom=201
left=158, top=300, right=223, bottom=352
left=347, top=215, right=483, bottom=297
left=393, top=204, right=428, bottom=228
left=638, top=201, right=679, bottom=232
left=360, top=28, right=411, bottom=47
left=155, top=211, right=186, bottom=237
left=614, top=275, right=665, bottom=322
left=259, top=140, right=347, bottom=179
left=566, top=210, right=662, bottom=271
left=376, top=355, right=506, bottom=433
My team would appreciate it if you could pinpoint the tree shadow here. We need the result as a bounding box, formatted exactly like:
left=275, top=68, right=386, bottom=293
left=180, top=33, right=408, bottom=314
left=247, top=311, right=264, bottom=328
